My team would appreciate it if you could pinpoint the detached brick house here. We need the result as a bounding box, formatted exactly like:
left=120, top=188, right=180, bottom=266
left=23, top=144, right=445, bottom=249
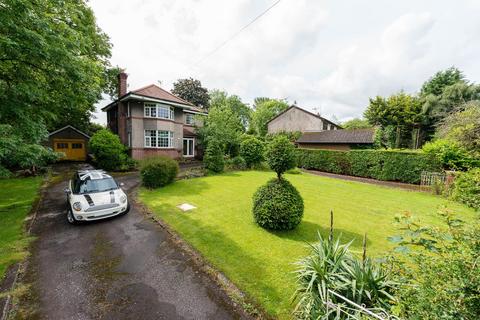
left=267, top=105, right=341, bottom=134
left=102, top=72, right=207, bottom=160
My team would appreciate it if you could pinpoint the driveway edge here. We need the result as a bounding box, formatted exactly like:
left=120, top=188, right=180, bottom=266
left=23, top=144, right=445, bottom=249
left=133, top=191, right=272, bottom=320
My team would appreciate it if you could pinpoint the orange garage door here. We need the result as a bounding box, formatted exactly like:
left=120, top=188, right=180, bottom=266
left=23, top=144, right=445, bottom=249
left=53, top=139, right=86, bottom=161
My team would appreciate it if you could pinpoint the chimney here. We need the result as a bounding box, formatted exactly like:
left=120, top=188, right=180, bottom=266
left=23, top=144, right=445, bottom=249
left=118, top=70, right=128, bottom=97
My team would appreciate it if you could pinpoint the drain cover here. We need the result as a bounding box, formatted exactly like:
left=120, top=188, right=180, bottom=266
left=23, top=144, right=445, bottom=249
left=177, top=203, right=196, bottom=212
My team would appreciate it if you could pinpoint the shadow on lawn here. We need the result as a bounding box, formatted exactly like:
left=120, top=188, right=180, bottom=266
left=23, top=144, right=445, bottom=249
left=269, top=220, right=370, bottom=249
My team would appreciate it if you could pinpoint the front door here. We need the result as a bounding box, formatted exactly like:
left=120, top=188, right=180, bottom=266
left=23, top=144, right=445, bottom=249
left=183, top=138, right=194, bottom=157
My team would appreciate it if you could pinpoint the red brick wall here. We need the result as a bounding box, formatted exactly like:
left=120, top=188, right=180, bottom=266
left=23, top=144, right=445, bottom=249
left=117, top=101, right=127, bottom=144
left=131, top=148, right=181, bottom=160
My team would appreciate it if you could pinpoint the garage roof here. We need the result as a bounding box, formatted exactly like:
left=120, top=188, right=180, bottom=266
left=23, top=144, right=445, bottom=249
left=297, top=129, right=375, bottom=144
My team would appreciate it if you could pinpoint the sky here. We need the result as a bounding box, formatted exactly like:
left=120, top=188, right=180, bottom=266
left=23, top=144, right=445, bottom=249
left=89, top=0, right=480, bottom=125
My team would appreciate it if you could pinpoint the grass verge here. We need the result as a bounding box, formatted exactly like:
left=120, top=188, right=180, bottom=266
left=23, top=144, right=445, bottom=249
left=0, top=177, right=43, bottom=280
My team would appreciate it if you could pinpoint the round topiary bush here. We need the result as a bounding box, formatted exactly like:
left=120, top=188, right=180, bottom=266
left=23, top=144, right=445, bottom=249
left=140, top=156, right=179, bottom=188
left=240, top=136, right=264, bottom=168
left=253, top=178, right=304, bottom=230
left=204, top=140, right=224, bottom=173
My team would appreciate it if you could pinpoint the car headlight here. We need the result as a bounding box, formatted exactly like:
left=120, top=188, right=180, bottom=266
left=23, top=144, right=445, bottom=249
left=73, top=202, right=82, bottom=211
left=120, top=195, right=127, bottom=204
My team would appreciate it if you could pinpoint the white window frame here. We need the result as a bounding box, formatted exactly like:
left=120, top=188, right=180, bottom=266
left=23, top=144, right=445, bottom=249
left=183, top=138, right=195, bottom=157
left=185, top=113, right=195, bottom=125
left=144, top=130, right=174, bottom=148
left=144, top=103, right=174, bottom=120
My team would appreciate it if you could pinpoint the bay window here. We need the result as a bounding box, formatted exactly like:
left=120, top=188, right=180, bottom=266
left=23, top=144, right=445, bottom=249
left=144, top=130, right=174, bottom=148
left=144, top=103, right=174, bottom=120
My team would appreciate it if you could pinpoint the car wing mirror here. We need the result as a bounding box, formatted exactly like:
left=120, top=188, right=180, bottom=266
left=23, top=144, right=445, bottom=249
left=64, top=188, right=72, bottom=195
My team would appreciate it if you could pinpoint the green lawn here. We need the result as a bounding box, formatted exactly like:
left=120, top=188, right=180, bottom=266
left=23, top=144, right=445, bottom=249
left=0, top=177, right=42, bottom=279
left=139, top=171, right=476, bottom=319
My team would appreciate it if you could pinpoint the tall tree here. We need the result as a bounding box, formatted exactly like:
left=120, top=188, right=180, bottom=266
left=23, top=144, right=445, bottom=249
left=0, top=0, right=113, bottom=138
left=171, top=77, right=210, bottom=109
left=437, top=101, right=480, bottom=154
left=251, top=99, right=289, bottom=137
left=341, top=118, right=372, bottom=129
left=197, top=104, right=244, bottom=157
left=208, top=90, right=251, bottom=130
left=420, top=67, right=465, bottom=97
left=365, top=92, right=422, bottom=148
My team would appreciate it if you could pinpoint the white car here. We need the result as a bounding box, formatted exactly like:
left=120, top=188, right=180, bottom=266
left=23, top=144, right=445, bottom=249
left=65, top=170, right=129, bottom=224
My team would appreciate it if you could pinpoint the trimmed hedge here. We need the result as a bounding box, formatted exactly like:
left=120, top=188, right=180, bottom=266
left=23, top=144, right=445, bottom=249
left=451, top=168, right=480, bottom=211
left=297, top=149, right=442, bottom=184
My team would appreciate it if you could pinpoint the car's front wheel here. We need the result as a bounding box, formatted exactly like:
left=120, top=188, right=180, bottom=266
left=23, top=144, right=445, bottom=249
left=67, top=208, right=79, bottom=225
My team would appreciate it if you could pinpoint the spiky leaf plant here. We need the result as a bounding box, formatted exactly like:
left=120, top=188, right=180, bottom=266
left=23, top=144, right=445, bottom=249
left=293, top=212, right=397, bottom=319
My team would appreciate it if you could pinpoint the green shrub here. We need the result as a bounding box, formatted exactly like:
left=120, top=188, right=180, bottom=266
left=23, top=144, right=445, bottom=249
left=265, top=136, right=296, bottom=178
left=204, top=140, right=224, bottom=173
left=139, top=156, right=179, bottom=188
left=240, top=136, right=264, bottom=168
left=451, top=168, right=480, bottom=210
left=297, top=148, right=441, bottom=184
left=226, top=156, right=247, bottom=171
left=422, top=139, right=476, bottom=170
left=0, top=125, right=59, bottom=174
left=89, top=129, right=129, bottom=171
left=294, top=231, right=396, bottom=319
left=390, top=211, right=480, bottom=319
left=252, top=178, right=303, bottom=230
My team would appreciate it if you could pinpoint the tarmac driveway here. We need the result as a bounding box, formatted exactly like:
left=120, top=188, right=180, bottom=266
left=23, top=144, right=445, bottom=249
left=21, top=164, right=243, bottom=320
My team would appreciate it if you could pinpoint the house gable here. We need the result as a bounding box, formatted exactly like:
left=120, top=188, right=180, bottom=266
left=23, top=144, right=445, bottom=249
left=267, top=106, right=341, bottom=134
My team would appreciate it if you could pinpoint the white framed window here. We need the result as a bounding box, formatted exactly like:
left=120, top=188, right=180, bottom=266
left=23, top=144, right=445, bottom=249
left=144, top=130, right=173, bottom=148
left=185, top=113, right=195, bottom=125
left=144, top=103, right=174, bottom=120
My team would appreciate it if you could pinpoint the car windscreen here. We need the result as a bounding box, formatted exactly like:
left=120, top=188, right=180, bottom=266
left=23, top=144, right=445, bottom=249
left=73, top=178, right=118, bottom=194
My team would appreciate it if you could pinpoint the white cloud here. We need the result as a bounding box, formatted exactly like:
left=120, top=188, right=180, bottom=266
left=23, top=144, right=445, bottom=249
left=90, top=0, right=480, bottom=124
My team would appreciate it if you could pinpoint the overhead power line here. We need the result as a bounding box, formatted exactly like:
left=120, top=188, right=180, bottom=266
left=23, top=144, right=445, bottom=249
left=191, top=0, right=283, bottom=68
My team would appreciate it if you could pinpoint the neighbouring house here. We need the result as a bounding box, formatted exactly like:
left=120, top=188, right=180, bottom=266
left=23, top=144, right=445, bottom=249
left=102, top=72, right=207, bottom=160
left=48, top=125, right=90, bottom=161
left=296, top=128, right=375, bottom=150
left=267, top=105, right=341, bottom=134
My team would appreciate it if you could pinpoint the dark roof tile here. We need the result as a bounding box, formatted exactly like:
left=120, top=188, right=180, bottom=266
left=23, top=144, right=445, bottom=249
left=297, top=129, right=375, bottom=144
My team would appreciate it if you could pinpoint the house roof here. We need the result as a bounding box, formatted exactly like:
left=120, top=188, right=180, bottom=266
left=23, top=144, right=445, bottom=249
left=101, top=84, right=206, bottom=113
left=296, top=129, right=375, bottom=144
left=267, top=105, right=341, bottom=128
left=48, top=125, right=90, bottom=139
left=132, top=84, right=194, bottom=106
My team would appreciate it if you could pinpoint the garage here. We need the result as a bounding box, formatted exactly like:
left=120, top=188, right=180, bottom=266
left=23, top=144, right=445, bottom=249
left=48, top=125, right=90, bottom=161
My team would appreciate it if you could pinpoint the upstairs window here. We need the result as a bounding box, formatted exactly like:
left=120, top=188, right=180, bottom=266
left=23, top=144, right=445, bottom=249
left=185, top=113, right=195, bottom=125
left=144, top=103, right=174, bottom=120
